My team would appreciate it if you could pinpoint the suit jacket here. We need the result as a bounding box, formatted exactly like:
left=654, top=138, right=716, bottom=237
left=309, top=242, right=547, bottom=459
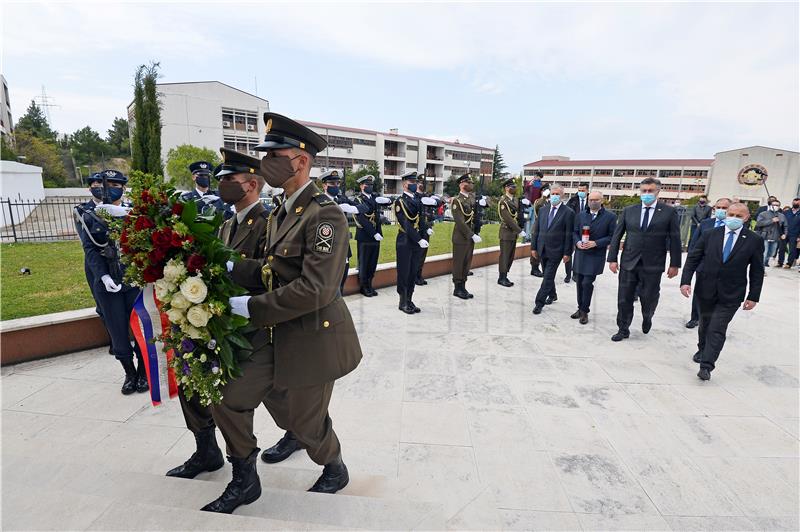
left=572, top=208, right=617, bottom=276
left=688, top=217, right=721, bottom=250
left=607, top=202, right=682, bottom=273
left=681, top=227, right=764, bottom=304
left=451, top=193, right=476, bottom=244
left=566, top=195, right=588, bottom=215
left=230, top=183, right=362, bottom=389
left=219, top=201, right=268, bottom=259
left=498, top=195, right=523, bottom=240
left=353, top=193, right=384, bottom=241
left=532, top=203, right=575, bottom=259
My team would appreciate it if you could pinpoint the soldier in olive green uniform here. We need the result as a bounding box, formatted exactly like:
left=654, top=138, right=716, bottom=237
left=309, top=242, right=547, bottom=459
left=210, top=113, right=363, bottom=515
left=167, top=148, right=269, bottom=483
left=530, top=185, right=551, bottom=277
left=497, top=178, right=527, bottom=287
left=451, top=174, right=482, bottom=299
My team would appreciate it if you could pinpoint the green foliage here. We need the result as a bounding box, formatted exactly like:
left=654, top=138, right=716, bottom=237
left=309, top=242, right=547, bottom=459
left=344, top=161, right=383, bottom=194
left=443, top=175, right=459, bottom=197
left=69, top=126, right=109, bottom=167
left=131, top=62, right=163, bottom=174
left=491, top=145, right=507, bottom=181
left=15, top=100, right=57, bottom=141
left=106, top=117, right=131, bottom=157
left=606, top=194, right=643, bottom=210
left=1, top=136, right=17, bottom=161
left=13, top=131, right=69, bottom=186
left=165, top=144, right=221, bottom=188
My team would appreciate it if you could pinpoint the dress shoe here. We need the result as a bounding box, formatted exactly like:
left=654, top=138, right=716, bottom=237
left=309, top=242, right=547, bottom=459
left=359, top=286, right=374, bottom=297
left=119, top=359, right=137, bottom=395
left=408, top=301, right=422, bottom=313
left=532, top=305, right=543, bottom=315
left=135, top=353, right=149, bottom=394
left=261, top=431, right=300, bottom=464
left=642, top=316, right=652, bottom=334
left=531, top=267, right=543, bottom=277
left=685, top=319, right=698, bottom=329
left=579, top=311, right=589, bottom=325
left=697, top=368, right=711, bottom=381
left=611, top=330, right=629, bottom=342
left=167, top=428, right=225, bottom=478
left=367, top=280, right=379, bottom=296
left=414, top=278, right=426, bottom=286
left=201, top=449, right=261, bottom=514
left=497, top=275, right=514, bottom=287
left=564, top=275, right=571, bottom=284
left=692, top=351, right=702, bottom=363
left=398, top=295, right=415, bottom=314
left=468, top=271, right=474, bottom=276
left=545, top=295, right=557, bottom=305
left=308, top=455, right=349, bottom=494
left=570, top=310, right=581, bottom=319
left=453, top=282, right=470, bottom=300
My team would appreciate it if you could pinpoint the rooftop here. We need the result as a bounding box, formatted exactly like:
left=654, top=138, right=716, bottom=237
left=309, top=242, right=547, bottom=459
left=524, top=158, right=715, bottom=168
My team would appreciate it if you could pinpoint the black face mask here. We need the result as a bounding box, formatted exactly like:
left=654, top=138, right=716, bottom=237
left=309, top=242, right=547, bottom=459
left=363, top=185, right=374, bottom=194
left=195, top=175, right=210, bottom=188
left=793, top=203, right=800, bottom=209
left=260, top=154, right=300, bottom=188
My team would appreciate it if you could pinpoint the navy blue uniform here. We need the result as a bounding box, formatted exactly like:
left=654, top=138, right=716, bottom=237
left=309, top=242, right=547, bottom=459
left=354, top=192, right=384, bottom=290
left=394, top=193, right=428, bottom=304
left=180, top=189, right=233, bottom=220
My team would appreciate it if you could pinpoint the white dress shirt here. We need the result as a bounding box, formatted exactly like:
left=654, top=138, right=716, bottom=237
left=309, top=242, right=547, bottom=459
left=723, top=225, right=743, bottom=253
left=234, top=200, right=260, bottom=223
left=640, top=203, right=656, bottom=228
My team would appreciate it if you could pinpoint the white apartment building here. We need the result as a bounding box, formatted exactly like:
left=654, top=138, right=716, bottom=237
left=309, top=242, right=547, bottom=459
left=1, top=75, right=13, bottom=140
left=126, top=81, right=269, bottom=179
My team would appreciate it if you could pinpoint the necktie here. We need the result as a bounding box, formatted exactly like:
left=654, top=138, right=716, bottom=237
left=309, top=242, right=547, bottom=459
left=581, top=200, right=585, bottom=212
left=715, top=220, right=724, bottom=228
left=548, top=206, right=557, bottom=228
left=592, top=212, right=596, bottom=221
left=228, top=217, right=239, bottom=245
left=641, top=207, right=651, bottom=231
left=723, top=231, right=735, bottom=262
left=276, top=205, right=287, bottom=228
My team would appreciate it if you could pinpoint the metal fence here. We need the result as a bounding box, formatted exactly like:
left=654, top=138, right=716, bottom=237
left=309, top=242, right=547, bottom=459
left=1, top=198, right=84, bottom=243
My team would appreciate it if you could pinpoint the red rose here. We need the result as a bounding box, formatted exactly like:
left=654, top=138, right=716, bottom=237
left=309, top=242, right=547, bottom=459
left=143, top=264, right=164, bottom=283
left=148, top=248, right=166, bottom=264
left=151, top=228, right=173, bottom=250
left=170, top=231, right=184, bottom=247
left=141, top=190, right=152, bottom=204
left=171, top=203, right=184, bottom=216
left=186, top=254, right=207, bottom=273
left=134, top=216, right=155, bottom=231
left=120, top=230, right=128, bottom=244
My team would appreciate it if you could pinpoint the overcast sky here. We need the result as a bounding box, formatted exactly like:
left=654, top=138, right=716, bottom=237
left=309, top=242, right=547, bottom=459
left=3, top=1, right=798, bottom=169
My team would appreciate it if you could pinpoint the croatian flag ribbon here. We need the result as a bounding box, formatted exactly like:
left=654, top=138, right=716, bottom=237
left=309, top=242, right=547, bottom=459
left=130, top=284, right=178, bottom=406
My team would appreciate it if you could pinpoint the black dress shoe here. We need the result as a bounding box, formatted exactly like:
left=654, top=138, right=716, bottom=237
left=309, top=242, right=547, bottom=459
left=642, top=316, right=652, bottom=334
left=409, top=301, right=421, bottom=313
left=308, top=456, right=349, bottom=494
left=261, top=431, right=301, bottom=464
left=611, top=330, right=630, bottom=342
left=167, top=428, right=225, bottom=478
left=400, top=303, right=416, bottom=314
left=468, top=271, right=474, bottom=276
left=359, top=286, right=374, bottom=297
left=367, top=281, right=379, bottom=296
left=579, top=311, right=589, bottom=325
left=570, top=310, right=581, bottom=319
left=692, top=352, right=702, bottom=363
left=685, top=320, right=698, bottom=329
left=531, top=268, right=543, bottom=277
left=697, top=368, right=711, bottom=381
left=498, top=276, right=514, bottom=287
left=564, top=276, right=571, bottom=284
left=201, top=449, right=261, bottom=514
left=453, top=282, right=470, bottom=300
left=134, top=355, right=149, bottom=393
left=119, top=359, right=137, bottom=395
left=532, top=306, right=543, bottom=315
left=545, top=295, right=557, bottom=305
left=414, top=279, right=425, bottom=286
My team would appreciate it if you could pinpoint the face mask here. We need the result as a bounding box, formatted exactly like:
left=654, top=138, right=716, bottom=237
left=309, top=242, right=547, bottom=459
left=90, top=187, right=103, bottom=200
left=550, top=195, right=561, bottom=205
left=260, top=154, right=299, bottom=188
left=407, top=183, right=418, bottom=193
left=326, top=185, right=340, bottom=197
left=577, top=191, right=587, bottom=199
left=641, top=193, right=656, bottom=205
left=219, top=180, right=248, bottom=204
left=698, top=200, right=706, bottom=205
left=195, top=175, right=210, bottom=188
left=507, top=187, right=517, bottom=195
left=715, top=208, right=727, bottom=220
left=724, top=217, right=744, bottom=230
left=793, top=203, right=800, bottom=209
left=588, top=201, right=601, bottom=211
left=542, top=189, right=551, bottom=197
left=107, top=187, right=124, bottom=203
left=363, top=185, right=373, bottom=194
left=771, top=205, right=779, bottom=211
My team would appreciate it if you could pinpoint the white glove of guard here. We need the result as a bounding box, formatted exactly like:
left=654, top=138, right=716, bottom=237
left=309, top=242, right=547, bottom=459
left=375, top=196, right=391, bottom=205
left=101, top=274, right=122, bottom=293
left=339, top=203, right=359, bottom=214
left=226, top=260, right=234, bottom=273
left=418, top=239, right=430, bottom=249
left=95, top=204, right=131, bottom=217
left=472, top=234, right=482, bottom=243
left=478, top=198, right=487, bottom=207
left=201, top=195, right=221, bottom=204
left=521, top=198, right=531, bottom=206
left=427, top=228, right=434, bottom=236
left=421, top=197, right=437, bottom=206
left=518, top=230, right=527, bottom=238
left=229, top=296, right=251, bottom=318
left=373, top=233, right=383, bottom=242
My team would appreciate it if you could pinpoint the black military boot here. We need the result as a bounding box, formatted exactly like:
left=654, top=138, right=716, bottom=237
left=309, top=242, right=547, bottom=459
left=463, top=282, right=475, bottom=299
left=261, top=431, right=301, bottom=463
left=166, top=427, right=225, bottom=478
left=201, top=449, right=261, bottom=514
left=497, top=274, right=514, bottom=287
left=399, top=293, right=415, bottom=314
left=308, top=454, right=349, bottom=494
left=453, top=282, right=470, bottom=300
left=135, top=352, right=149, bottom=394
left=407, top=298, right=422, bottom=313
left=119, top=358, right=137, bottom=395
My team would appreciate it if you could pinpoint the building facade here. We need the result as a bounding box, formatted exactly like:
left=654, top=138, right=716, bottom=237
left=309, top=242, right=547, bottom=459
left=706, top=146, right=799, bottom=207
left=1, top=75, right=13, bottom=140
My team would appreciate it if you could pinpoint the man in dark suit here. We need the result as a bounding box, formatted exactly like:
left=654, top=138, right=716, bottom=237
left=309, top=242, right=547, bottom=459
left=680, top=202, right=764, bottom=380
left=564, top=183, right=589, bottom=283
left=607, top=177, right=681, bottom=341
left=684, top=197, right=731, bottom=328
left=571, top=191, right=617, bottom=324
left=532, top=183, right=575, bottom=314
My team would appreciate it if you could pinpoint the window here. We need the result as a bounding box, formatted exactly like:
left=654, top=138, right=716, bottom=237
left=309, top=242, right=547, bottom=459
left=445, top=150, right=481, bottom=162
left=636, top=169, right=657, bottom=176
left=556, top=169, right=573, bottom=176
left=614, top=169, right=635, bottom=177
left=659, top=170, right=682, bottom=177
left=574, top=169, right=591, bottom=176
left=407, top=145, right=418, bottom=151
left=353, top=138, right=376, bottom=146
left=683, top=170, right=708, bottom=177
left=594, top=169, right=612, bottom=176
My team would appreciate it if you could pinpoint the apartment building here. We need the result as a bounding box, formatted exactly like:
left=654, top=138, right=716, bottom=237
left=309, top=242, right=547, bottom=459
left=1, top=75, right=13, bottom=140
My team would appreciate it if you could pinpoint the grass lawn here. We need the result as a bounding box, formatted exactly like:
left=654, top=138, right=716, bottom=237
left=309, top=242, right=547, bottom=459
left=0, top=222, right=505, bottom=320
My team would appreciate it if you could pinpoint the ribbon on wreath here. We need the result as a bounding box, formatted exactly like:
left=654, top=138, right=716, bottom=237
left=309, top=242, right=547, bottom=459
left=131, top=283, right=178, bottom=406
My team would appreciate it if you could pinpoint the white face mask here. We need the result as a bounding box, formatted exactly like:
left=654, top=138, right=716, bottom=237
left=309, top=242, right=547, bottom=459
left=542, top=189, right=551, bottom=197
left=771, top=205, right=780, bottom=211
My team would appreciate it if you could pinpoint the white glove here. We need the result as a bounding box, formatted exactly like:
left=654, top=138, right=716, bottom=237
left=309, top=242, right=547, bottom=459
left=101, top=274, right=122, bottom=293
left=478, top=198, right=487, bottom=207
left=418, top=239, right=430, bottom=249
left=339, top=203, right=359, bottom=214
left=427, top=228, right=434, bottom=236
left=373, top=233, right=383, bottom=242
left=472, top=234, right=482, bottom=243
left=521, top=198, right=531, bottom=206
left=375, top=196, right=391, bottom=205
left=201, top=195, right=220, bottom=204
left=226, top=260, right=234, bottom=273
left=95, top=204, right=131, bottom=217
left=421, top=197, right=437, bottom=206
left=518, top=230, right=527, bottom=238
left=229, top=296, right=251, bottom=318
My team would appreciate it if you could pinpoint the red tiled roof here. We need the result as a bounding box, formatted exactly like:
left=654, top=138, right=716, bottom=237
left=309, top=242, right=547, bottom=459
left=524, top=158, right=714, bottom=168
left=298, top=120, right=494, bottom=151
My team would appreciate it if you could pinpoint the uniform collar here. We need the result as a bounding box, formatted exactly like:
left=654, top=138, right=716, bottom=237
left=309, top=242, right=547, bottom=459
left=283, top=180, right=314, bottom=214
left=235, top=200, right=261, bottom=223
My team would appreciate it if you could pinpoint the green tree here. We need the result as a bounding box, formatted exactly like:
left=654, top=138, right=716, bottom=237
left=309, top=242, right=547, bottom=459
left=131, top=62, right=162, bottom=174
left=15, top=100, right=57, bottom=141
left=1, top=136, right=17, bottom=161
left=14, top=131, right=69, bottom=186
left=69, top=126, right=109, bottom=167
left=491, top=145, right=507, bottom=181
left=444, top=175, right=460, bottom=197
left=165, top=144, right=221, bottom=189
left=106, top=117, right=131, bottom=157
left=344, top=161, right=383, bottom=194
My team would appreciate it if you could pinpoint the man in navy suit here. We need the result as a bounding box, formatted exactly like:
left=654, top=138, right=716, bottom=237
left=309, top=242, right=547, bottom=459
left=607, top=177, right=682, bottom=341
left=680, top=202, right=764, bottom=380
left=571, top=191, right=617, bottom=324
left=685, top=197, right=731, bottom=328
left=531, top=183, right=575, bottom=314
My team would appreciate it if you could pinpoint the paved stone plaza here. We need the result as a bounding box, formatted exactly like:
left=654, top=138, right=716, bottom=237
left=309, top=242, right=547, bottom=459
left=2, top=258, right=799, bottom=531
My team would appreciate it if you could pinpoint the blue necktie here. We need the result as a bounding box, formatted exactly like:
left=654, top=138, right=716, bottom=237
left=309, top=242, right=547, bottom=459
left=715, top=220, right=724, bottom=227
left=641, top=207, right=651, bottom=231
left=548, top=206, right=557, bottom=228
left=723, top=231, right=735, bottom=262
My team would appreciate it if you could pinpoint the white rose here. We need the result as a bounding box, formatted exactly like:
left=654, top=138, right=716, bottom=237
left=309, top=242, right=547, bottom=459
left=186, top=305, right=211, bottom=328
left=181, top=322, right=204, bottom=339
left=165, top=307, right=185, bottom=324
left=154, top=279, right=176, bottom=301
left=163, top=259, right=187, bottom=283
left=180, top=276, right=208, bottom=304
left=170, top=292, right=191, bottom=309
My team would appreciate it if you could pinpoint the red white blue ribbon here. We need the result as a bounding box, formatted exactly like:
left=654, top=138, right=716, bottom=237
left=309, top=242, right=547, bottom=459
left=130, top=284, right=178, bottom=406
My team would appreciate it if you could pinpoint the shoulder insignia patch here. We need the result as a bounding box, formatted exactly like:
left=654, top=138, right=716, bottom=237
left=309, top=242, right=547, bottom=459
left=315, top=222, right=335, bottom=254
left=313, top=195, right=334, bottom=207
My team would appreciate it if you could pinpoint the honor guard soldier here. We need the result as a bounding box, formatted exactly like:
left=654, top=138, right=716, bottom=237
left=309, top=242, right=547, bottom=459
left=451, top=174, right=483, bottom=299
left=394, top=171, right=430, bottom=314
left=498, top=178, right=527, bottom=287
left=181, top=161, right=232, bottom=219
left=74, top=173, right=107, bottom=321
left=354, top=174, right=392, bottom=296
left=75, top=170, right=148, bottom=395
left=166, top=148, right=271, bottom=483
left=414, top=180, right=437, bottom=285
left=211, top=112, right=362, bottom=514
